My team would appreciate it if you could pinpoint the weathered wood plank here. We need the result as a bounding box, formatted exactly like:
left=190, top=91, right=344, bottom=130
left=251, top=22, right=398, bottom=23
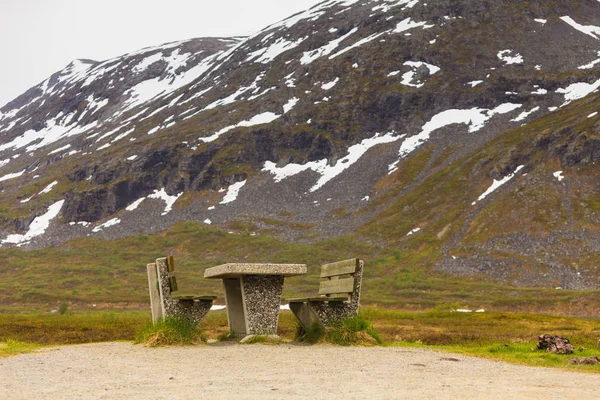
left=308, top=296, right=348, bottom=302
left=166, top=255, right=175, bottom=273
left=168, top=276, right=178, bottom=292
left=320, top=258, right=358, bottom=278
left=173, top=295, right=217, bottom=301
left=319, top=277, right=355, bottom=295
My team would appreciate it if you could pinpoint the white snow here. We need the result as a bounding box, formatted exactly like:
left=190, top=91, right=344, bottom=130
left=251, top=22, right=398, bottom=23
left=511, top=106, right=540, bottom=122
left=556, top=78, right=600, bottom=105
left=92, top=218, right=121, bottom=233
left=200, top=112, right=280, bottom=143
left=122, top=51, right=222, bottom=112
left=148, top=126, right=160, bottom=135
left=497, top=50, right=524, bottom=65
left=406, top=227, right=421, bottom=236
left=204, top=219, right=212, bottom=225
left=133, top=53, right=163, bottom=73
left=0, top=169, right=25, bottom=182
left=393, top=17, right=434, bottom=34
left=531, top=87, right=548, bottom=95
left=2, top=200, right=64, bottom=246
left=220, top=180, right=247, bottom=204
left=400, top=61, right=441, bottom=88
left=0, top=114, right=97, bottom=153
left=388, top=71, right=400, bottom=77
left=321, top=78, right=340, bottom=90
left=300, top=28, right=358, bottom=65
left=283, top=97, right=299, bottom=114
left=20, top=196, right=33, bottom=204
left=329, top=30, right=390, bottom=59
left=588, top=112, right=598, bottom=118
left=467, top=80, right=484, bottom=87
left=48, top=144, right=71, bottom=155
left=148, top=188, right=182, bottom=215
left=553, top=171, right=564, bottom=182
left=264, top=131, right=402, bottom=192
left=246, top=37, right=307, bottom=64
left=389, top=104, right=522, bottom=172
left=125, top=197, right=146, bottom=211
left=473, top=165, right=525, bottom=204
left=204, top=72, right=265, bottom=110
left=127, top=155, right=138, bottom=161
left=560, top=16, right=600, bottom=39
left=534, top=18, right=547, bottom=24
left=39, top=181, right=58, bottom=195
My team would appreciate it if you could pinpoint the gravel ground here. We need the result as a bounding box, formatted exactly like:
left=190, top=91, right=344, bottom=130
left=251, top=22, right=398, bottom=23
left=0, top=342, right=598, bottom=400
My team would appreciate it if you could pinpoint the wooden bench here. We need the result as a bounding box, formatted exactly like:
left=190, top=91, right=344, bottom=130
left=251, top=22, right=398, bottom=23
left=147, top=256, right=216, bottom=325
left=288, top=258, right=363, bottom=331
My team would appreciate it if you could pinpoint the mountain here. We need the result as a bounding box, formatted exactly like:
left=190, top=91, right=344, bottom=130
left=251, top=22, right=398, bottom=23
left=1, top=0, right=599, bottom=293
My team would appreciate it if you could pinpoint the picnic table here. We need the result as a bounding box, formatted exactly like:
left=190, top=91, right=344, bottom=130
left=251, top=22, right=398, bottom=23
left=204, top=263, right=306, bottom=337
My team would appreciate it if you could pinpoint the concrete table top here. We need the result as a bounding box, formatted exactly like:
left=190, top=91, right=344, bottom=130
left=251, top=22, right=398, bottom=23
left=204, top=263, right=307, bottom=279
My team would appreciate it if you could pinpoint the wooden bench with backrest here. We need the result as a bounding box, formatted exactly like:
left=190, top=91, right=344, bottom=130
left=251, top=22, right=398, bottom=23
left=288, top=258, right=363, bottom=331
left=147, top=256, right=216, bottom=325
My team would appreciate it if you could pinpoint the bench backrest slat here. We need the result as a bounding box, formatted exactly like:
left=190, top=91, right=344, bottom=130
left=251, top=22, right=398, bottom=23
left=320, top=258, right=358, bottom=278
left=319, top=276, right=355, bottom=295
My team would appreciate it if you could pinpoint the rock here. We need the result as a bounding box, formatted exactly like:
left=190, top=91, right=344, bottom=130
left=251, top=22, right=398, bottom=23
left=536, top=334, right=574, bottom=354
left=570, top=356, right=600, bottom=365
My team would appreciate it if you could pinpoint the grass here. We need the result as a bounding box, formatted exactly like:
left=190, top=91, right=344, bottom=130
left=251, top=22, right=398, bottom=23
left=0, top=310, right=149, bottom=344
left=136, top=316, right=206, bottom=347
left=0, top=307, right=598, bottom=371
left=0, top=340, right=43, bottom=358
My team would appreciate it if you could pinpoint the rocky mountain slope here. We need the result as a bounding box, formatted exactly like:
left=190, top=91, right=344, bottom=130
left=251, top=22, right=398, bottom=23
left=0, top=0, right=599, bottom=290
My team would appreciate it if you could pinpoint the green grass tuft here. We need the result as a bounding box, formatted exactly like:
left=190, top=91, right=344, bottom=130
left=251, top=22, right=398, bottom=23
left=298, top=315, right=382, bottom=346
left=136, top=317, right=206, bottom=347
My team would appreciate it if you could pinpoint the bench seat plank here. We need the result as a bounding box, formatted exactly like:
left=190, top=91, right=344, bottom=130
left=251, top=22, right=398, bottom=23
left=288, top=297, right=347, bottom=303
left=172, top=295, right=217, bottom=301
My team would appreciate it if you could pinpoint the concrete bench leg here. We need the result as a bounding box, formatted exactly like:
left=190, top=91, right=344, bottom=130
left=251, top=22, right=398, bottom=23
left=147, top=263, right=164, bottom=324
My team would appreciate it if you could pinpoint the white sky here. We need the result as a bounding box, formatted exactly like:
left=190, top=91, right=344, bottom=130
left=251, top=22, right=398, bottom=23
left=0, top=0, right=323, bottom=108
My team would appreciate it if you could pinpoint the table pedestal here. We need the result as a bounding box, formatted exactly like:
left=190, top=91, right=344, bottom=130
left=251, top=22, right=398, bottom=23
left=223, top=275, right=284, bottom=336
left=204, top=263, right=307, bottom=338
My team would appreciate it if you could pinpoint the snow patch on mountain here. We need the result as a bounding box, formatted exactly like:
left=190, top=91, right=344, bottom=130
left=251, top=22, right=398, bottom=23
left=0, top=169, right=25, bottom=182
left=389, top=103, right=522, bottom=172
left=560, top=16, right=600, bottom=40
left=200, top=112, right=280, bottom=143
left=556, top=78, right=600, bottom=105
left=393, top=17, right=434, bottom=34
left=264, top=131, right=403, bottom=192
left=220, top=180, right=247, bottom=204
left=148, top=188, right=182, bottom=215
left=400, top=61, right=440, bottom=88
left=247, top=37, right=307, bottom=64
left=92, top=218, right=121, bottom=233
left=511, top=106, right=540, bottom=122
left=472, top=165, right=525, bottom=205
left=301, top=28, right=359, bottom=64
left=39, top=181, right=58, bottom=195
left=497, top=50, right=523, bottom=65
left=1, top=200, right=65, bottom=246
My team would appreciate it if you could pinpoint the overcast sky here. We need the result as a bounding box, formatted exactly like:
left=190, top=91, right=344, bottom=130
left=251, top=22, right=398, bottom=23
left=0, top=0, right=323, bottom=108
